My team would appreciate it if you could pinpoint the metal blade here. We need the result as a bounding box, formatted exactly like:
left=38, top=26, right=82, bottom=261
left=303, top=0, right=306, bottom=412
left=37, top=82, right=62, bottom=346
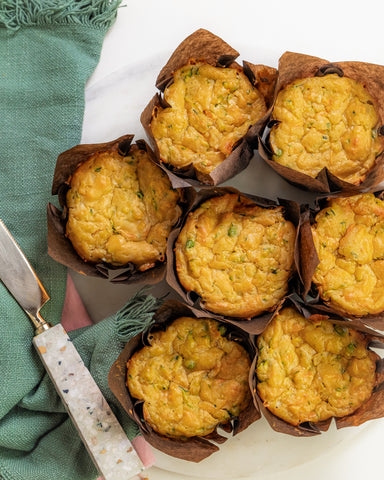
left=0, top=219, right=49, bottom=326
left=0, top=219, right=146, bottom=477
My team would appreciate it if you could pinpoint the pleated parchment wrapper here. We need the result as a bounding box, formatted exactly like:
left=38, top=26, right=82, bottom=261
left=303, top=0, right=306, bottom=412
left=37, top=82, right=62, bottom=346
left=259, top=51, right=384, bottom=194
left=165, top=186, right=301, bottom=335
left=107, top=299, right=260, bottom=462
left=251, top=296, right=384, bottom=437
left=47, top=134, right=196, bottom=284
left=141, top=28, right=277, bottom=188
left=297, top=190, right=384, bottom=330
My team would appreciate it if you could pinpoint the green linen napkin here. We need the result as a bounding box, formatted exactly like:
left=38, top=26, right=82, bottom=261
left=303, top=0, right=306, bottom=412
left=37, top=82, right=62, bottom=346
left=0, top=2, right=155, bottom=479
left=0, top=288, right=161, bottom=480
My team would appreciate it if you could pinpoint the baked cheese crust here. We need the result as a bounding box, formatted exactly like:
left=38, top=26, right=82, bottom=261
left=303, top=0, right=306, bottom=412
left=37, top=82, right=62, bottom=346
left=150, top=62, right=267, bottom=175
left=256, top=307, right=376, bottom=425
left=127, top=316, right=251, bottom=438
left=66, top=146, right=181, bottom=269
left=175, top=193, right=296, bottom=317
left=311, top=193, right=384, bottom=315
left=269, top=74, right=383, bottom=184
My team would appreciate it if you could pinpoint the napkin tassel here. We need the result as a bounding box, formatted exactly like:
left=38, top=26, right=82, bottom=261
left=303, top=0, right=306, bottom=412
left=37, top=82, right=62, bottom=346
left=114, top=288, right=164, bottom=342
left=0, top=0, right=122, bottom=31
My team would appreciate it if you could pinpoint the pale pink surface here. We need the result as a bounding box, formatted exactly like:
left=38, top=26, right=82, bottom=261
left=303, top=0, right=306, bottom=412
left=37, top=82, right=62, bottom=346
left=132, top=435, right=156, bottom=468
left=61, top=273, right=93, bottom=330
left=60, top=272, right=155, bottom=473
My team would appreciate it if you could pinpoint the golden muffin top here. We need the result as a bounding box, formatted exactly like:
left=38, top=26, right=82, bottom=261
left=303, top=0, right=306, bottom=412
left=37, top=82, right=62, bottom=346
left=175, top=193, right=296, bottom=318
left=256, top=306, right=377, bottom=425
left=311, top=193, right=384, bottom=316
left=150, top=61, right=267, bottom=176
left=66, top=146, right=181, bottom=270
left=269, top=74, right=383, bottom=184
left=127, top=316, right=251, bottom=438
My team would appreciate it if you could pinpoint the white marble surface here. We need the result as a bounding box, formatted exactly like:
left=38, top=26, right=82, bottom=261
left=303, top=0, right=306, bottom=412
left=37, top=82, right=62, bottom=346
left=75, top=1, right=384, bottom=479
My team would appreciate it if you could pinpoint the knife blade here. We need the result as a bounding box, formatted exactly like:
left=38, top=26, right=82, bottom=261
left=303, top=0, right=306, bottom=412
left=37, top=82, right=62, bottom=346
left=0, top=219, right=144, bottom=480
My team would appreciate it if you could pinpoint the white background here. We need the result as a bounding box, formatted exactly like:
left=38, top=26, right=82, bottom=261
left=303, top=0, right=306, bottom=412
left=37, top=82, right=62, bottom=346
left=75, top=1, right=384, bottom=478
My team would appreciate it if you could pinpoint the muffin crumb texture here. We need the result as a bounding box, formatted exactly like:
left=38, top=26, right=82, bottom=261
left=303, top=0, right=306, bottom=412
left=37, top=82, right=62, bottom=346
left=270, top=74, right=383, bottom=184
left=151, top=62, right=267, bottom=175
left=66, top=147, right=181, bottom=269
left=256, top=307, right=377, bottom=425
left=127, top=317, right=251, bottom=438
left=312, top=193, right=384, bottom=315
left=175, top=193, right=296, bottom=318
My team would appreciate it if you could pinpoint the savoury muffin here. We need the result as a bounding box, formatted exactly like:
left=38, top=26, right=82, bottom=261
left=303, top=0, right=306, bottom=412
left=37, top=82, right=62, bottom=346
left=269, top=74, right=383, bottom=185
left=175, top=193, right=296, bottom=318
left=256, top=306, right=377, bottom=426
left=126, top=316, right=252, bottom=438
left=65, top=145, right=181, bottom=270
left=150, top=61, right=267, bottom=176
left=311, top=193, right=384, bottom=316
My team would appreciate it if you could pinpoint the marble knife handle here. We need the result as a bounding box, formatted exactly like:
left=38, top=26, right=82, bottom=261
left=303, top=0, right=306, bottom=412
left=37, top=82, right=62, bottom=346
left=33, top=323, right=144, bottom=480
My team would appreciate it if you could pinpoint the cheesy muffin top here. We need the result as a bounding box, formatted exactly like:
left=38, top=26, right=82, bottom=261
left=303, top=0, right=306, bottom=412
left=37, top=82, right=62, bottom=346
left=256, top=307, right=377, bottom=425
left=66, top=146, right=181, bottom=270
left=311, top=193, right=384, bottom=316
left=150, top=62, right=267, bottom=176
left=175, top=193, right=296, bottom=318
left=269, top=74, right=383, bottom=185
left=127, top=316, right=251, bottom=438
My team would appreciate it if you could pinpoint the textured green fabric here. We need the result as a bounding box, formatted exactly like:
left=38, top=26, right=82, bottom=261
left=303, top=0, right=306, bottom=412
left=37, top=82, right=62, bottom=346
left=0, top=310, right=156, bottom=480
left=0, top=2, right=143, bottom=479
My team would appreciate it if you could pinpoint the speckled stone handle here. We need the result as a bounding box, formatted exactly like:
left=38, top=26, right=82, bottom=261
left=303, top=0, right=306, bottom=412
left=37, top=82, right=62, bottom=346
left=33, top=324, right=144, bottom=480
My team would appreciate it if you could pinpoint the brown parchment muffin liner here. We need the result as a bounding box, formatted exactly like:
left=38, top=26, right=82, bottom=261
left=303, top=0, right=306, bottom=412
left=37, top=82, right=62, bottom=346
left=259, top=51, right=384, bottom=193
left=251, top=296, right=384, bottom=437
left=107, top=299, right=260, bottom=462
left=165, top=186, right=300, bottom=335
left=297, top=190, right=384, bottom=330
left=47, top=134, right=196, bottom=284
left=140, top=28, right=277, bottom=188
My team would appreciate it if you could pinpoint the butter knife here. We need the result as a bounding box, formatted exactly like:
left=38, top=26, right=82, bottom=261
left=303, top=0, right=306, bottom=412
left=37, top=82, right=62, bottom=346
left=0, top=219, right=144, bottom=480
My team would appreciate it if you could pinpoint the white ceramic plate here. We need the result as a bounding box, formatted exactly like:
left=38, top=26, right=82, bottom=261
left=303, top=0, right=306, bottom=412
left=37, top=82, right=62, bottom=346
left=74, top=12, right=384, bottom=475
